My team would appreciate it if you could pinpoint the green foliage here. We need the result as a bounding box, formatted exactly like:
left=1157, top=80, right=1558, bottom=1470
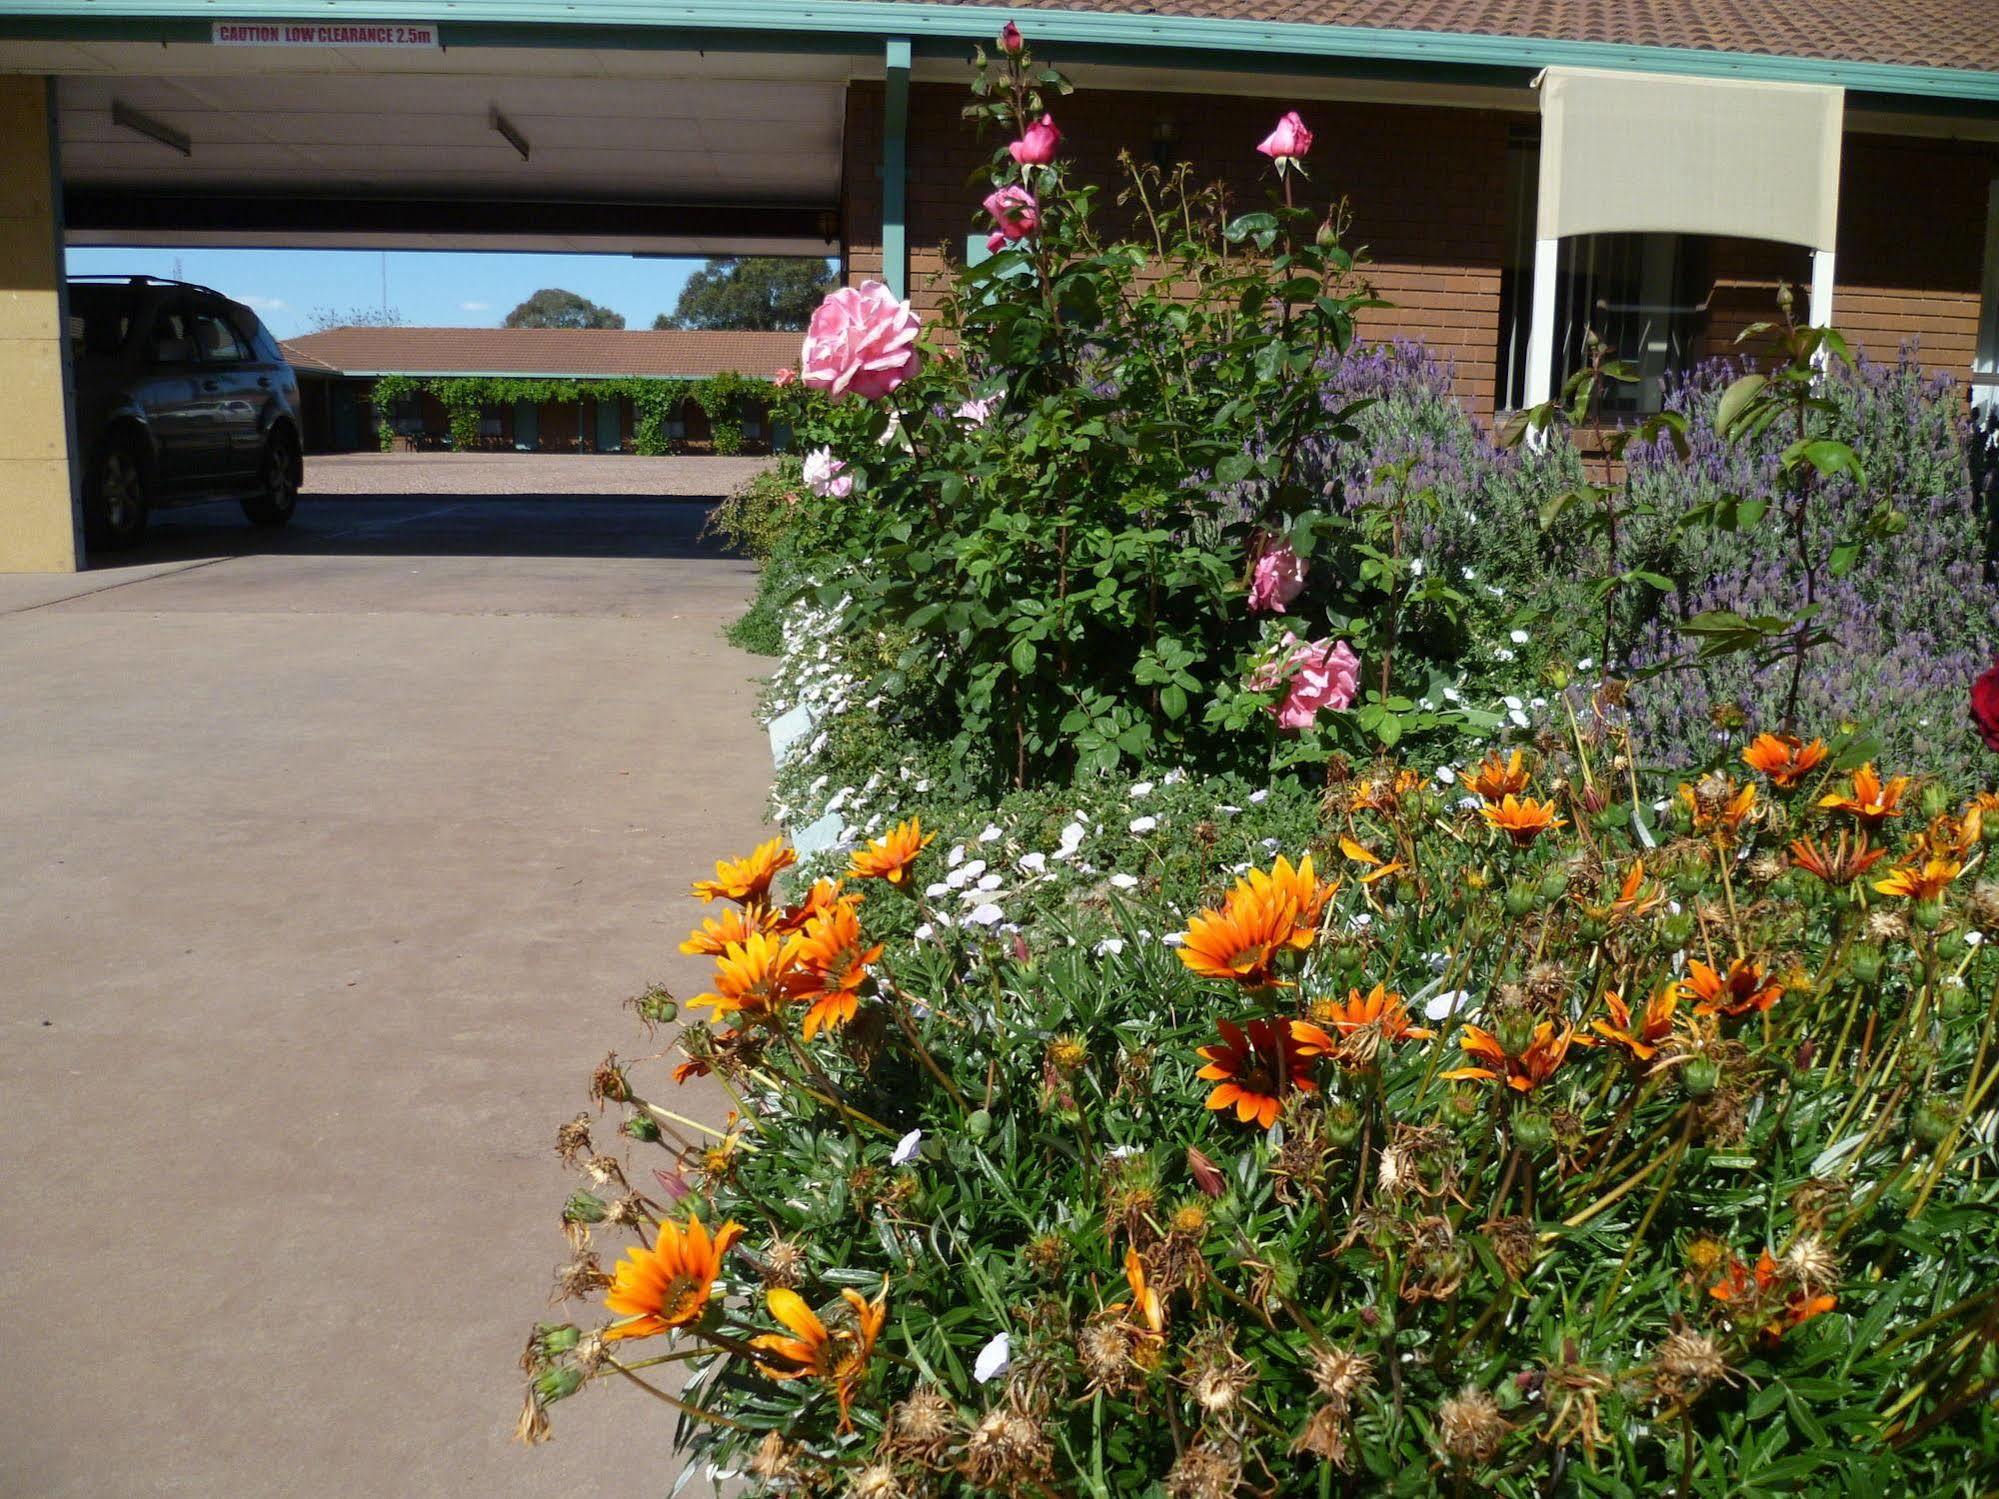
left=502, top=286, right=625, bottom=329
left=656, top=256, right=839, bottom=331
left=364, top=372, right=771, bottom=453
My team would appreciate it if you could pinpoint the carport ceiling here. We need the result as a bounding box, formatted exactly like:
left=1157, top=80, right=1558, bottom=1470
left=56, top=62, right=846, bottom=251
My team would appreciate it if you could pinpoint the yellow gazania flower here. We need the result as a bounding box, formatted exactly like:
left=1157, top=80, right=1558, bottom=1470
left=1910, top=806, right=1984, bottom=863
left=1292, top=982, right=1434, bottom=1052
left=1871, top=857, right=1962, bottom=903
left=1818, top=764, right=1910, bottom=825
left=1740, top=732, right=1829, bottom=790
left=751, top=1281, right=888, bottom=1431
left=603, top=1209, right=744, bottom=1340
left=1442, top=1020, right=1579, bottom=1093
left=1468, top=749, right=1532, bottom=804
left=1591, top=985, right=1677, bottom=1061
left=691, top=837, right=796, bottom=905
left=1229, top=853, right=1337, bottom=948
left=1676, top=957, right=1783, bottom=1018
left=789, top=900, right=884, bottom=1040
left=685, top=930, right=801, bottom=1024
left=1479, top=793, right=1567, bottom=847
left=1679, top=777, right=1757, bottom=837
left=1176, top=886, right=1301, bottom=987
left=1110, top=1247, right=1164, bottom=1335
left=680, top=902, right=779, bottom=957
left=847, top=818, right=935, bottom=886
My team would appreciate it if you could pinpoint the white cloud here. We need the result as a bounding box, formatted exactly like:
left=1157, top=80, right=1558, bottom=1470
left=237, top=294, right=287, bottom=311
left=459, top=300, right=491, bottom=312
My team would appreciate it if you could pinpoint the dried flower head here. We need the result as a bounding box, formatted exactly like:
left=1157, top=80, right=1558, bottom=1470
left=1180, top=1325, right=1255, bottom=1419
left=1652, top=1328, right=1730, bottom=1401
left=1437, top=1384, right=1509, bottom=1465
left=959, top=1404, right=1053, bottom=1491
left=1023, top=1232, right=1069, bottom=1278
left=1780, top=1234, right=1840, bottom=1294
left=554, top=1113, right=594, bottom=1166
left=1078, top=1318, right=1142, bottom=1396
left=747, top=1428, right=801, bottom=1484
left=888, top=1385, right=962, bottom=1468
left=1291, top=1403, right=1352, bottom=1467
left=761, top=1237, right=809, bottom=1290
left=1309, top=1344, right=1377, bottom=1404
left=847, top=1463, right=910, bottom=1499
left=1481, top=1215, right=1539, bottom=1281
left=1165, top=1441, right=1241, bottom=1499
left=549, top=1250, right=611, bottom=1305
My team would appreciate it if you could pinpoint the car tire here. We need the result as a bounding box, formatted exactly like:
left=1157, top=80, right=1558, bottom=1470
left=83, top=433, right=151, bottom=551
left=242, top=427, right=299, bottom=528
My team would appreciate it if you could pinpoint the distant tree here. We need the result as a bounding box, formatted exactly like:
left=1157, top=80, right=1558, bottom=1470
left=307, top=304, right=405, bottom=331
left=653, top=257, right=839, bottom=332
left=504, top=288, right=626, bottom=330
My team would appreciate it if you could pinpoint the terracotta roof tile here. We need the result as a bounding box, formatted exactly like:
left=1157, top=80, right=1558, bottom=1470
left=278, top=326, right=801, bottom=379
left=915, top=0, right=1999, bottom=76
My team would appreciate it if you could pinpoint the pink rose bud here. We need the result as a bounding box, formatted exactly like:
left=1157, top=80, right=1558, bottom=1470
left=1008, top=114, right=1062, bottom=166
left=985, top=230, right=1008, bottom=254
left=1247, top=536, right=1307, bottom=613
left=999, top=20, right=1024, bottom=53
left=1257, top=110, right=1314, bottom=164
left=982, top=184, right=1040, bottom=241
left=798, top=281, right=922, bottom=402
left=773, top=366, right=797, bottom=388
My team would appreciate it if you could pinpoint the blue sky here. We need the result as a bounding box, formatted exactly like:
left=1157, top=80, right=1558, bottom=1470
left=64, top=247, right=718, bottom=339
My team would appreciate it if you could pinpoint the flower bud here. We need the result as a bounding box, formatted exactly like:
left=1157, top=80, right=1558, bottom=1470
left=1510, top=1109, right=1554, bottom=1153
left=1393, top=877, right=1419, bottom=907
left=533, top=1365, right=584, bottom=1404
left=1910, top=1096, right=1955, bottom=1147
left=1325, top=1098, right=1363, bottom=1148
left=536, top=1322, right=581, bottom=1357
left=1921, top=783, right=1950, bottom=819
left=623, top=1112, right=661, bottom=1143
left=998, top=20, right=1024, bottom=53
left=1537, top=869, right=1570, bottom=905
left=1577, top=914, right=1609, bottom=944
left=1658, top=912, right=1696, bottom=950
left=967, top=1107, right=994, bottom=1138
left=1504, top=880, right=1537, bottom=919
left=1315, top=218, right=1338, bottom=250
left=1495, top=1009, right=1537, bottom=1058
left=1939, top=982, right=1972, bottom=1020
left=1913, top=899, right=1944, bottom=931
left=564, top=1190, right=608, bottom=1224
left=1680, top=1056, right=1721, bottom=1099
left=1849, top=945, right=1884, bottom=984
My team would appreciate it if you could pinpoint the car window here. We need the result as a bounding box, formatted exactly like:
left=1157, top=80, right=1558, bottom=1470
left=145, top=304, right=196, bottom=365
left=189, top=309, right=249, bottom=365
left=67, top=287, right=135, bottom=358
left=224, top=310, right=267, bottom=360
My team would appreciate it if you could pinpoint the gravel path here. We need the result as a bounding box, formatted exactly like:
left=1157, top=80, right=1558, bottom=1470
left=303, top=450, right=775, bottom=497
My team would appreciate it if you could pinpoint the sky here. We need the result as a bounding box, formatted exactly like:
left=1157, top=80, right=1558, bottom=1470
left=63, top=246, right=718, bottom=339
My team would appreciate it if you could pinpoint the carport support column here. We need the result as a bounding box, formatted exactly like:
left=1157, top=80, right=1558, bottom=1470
left=0, top=76, right=82, bottom=572
left=882, top=37, right=911, bottom=300
left=1521, top=236, right=1559, bottom=445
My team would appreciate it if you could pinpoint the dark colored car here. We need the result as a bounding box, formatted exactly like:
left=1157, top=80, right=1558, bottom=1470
left=67, top=275, right=305, bottom=549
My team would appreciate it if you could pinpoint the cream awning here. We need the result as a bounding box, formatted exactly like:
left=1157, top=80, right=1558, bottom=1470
left=1535, top=66, right=1844, bottom=252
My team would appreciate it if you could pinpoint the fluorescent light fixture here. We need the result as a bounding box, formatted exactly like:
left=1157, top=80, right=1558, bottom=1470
left=112, top=99, right=190, bottom=156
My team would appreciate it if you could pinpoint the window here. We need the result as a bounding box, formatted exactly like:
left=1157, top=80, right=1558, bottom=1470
left=146, top=305, right=195, bottom=365
left=189, top=309, right=248, bottom=364
left=1552, top=233, right=1709, bottom=417
left=1976, top=175, right=1999, bottom=414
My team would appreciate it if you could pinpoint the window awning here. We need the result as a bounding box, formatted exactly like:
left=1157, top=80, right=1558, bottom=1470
left=1535, top=66, right=1844, bottom=252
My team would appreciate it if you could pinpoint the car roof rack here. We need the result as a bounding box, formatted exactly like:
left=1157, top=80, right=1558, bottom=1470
left=67, top=273, right=234, bottom=302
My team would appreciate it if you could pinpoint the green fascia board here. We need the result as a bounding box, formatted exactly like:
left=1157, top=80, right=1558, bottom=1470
left=5, top=0, right=1998, bottom=104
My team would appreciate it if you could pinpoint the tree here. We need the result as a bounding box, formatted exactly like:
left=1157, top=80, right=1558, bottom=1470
left=504, top=288, right=626, bottom=330
left=653, top=257, right=838, bottom=332
left=308, top=305, right=404, bottom=331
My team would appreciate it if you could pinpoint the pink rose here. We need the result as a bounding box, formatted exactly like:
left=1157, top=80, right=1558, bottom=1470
left=983, top=184, right=1040, bottom=241
left=1257, top=110, right=1313, bottom=165
left=999, top=20, right=1024, bottom=53
left=799, top=281, right=922, bottom=402
left=1276, top=638, right=1359, bottom=728
left=1009, top=115, right=1062, bottom=166
left=773, top=366, right=797, bottom=388
left=985, top=230, right=1007, bottom=254
left=802, top=446, right=852, bottom=499
left=1248, top=536, right=1307, bottom=613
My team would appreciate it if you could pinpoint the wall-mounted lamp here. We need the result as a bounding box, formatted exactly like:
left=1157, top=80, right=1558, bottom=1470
left=113, top=99, right=190, bottom=157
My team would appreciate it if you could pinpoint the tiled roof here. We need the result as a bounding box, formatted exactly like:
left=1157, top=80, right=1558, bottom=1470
left=923, top=0, right=1999, bottom=77
left=278, top=326, right=801, bottom=379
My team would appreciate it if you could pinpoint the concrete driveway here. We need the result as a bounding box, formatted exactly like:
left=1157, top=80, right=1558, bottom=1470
left=0, top=457, right=775, bottom=1496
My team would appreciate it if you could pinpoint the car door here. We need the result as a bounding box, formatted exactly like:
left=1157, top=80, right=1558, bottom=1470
left=188, top=304, right=262, bottom=485
left=135, top=298, right=222, bottom=490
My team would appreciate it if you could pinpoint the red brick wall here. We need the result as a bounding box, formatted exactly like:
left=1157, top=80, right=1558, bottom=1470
left=845, top=82, right=1513, bottom=417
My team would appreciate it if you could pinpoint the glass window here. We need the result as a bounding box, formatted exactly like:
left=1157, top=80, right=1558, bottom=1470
left=1553, top=233, right=1709, bottom=417
left=146, top=305, right=196, bottom=365
left=189, top=309, right=249, bottom=365
left=67, top=287, right=135, bottom=359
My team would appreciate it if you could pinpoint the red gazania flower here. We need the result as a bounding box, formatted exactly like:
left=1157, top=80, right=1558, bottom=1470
left=1442, top=1020, right=1580, bottom=1093
left=1709, top=1250, right=1837, bottom=1344
left=1677, top=957, right=1783, bottom=1018
left=1973, top=660, right=1999, bottom=752
left=1591, top=985, right=1677, bottom=1061
left=1195, top=1017, right=1316, bottom=1127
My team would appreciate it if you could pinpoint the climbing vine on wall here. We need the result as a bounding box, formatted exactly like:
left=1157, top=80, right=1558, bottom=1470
left=365, top=373, right=773, bottom=455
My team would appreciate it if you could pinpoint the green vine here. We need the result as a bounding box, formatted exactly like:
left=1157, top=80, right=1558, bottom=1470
left=364, top=372, right=775, bottom=455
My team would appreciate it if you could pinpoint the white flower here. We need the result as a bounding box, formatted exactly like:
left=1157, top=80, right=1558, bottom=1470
left=1248, top=789, right=1269, bottom=804
left=947, top=843, right=966, bottom=867
left=1443, top=686, right=1463, bottom=703
left=979, top=823, right=1003, bottom=844
left=1163, top=768, right=1187, bottom=784
left=1109, top=872, right=1139, bottom=890
left=1217, top=803, right=1241, bottom=815
left=1968, top=931, right=1986, bottom=947
left=1576, top=657, right=1594, bottom=671
left=1435, top=766, right=1456, bottom=784
left=1457, top=795, right=1482, bottom=812
left=1106, top=1144, right=1141, bottom=1158
left=891, top=1128, right=923, bottom=1166
left=1509, top=708, right=1530, bottom=728
left=801, top=446, right=852, bottom=498
left=1425, top=989, right=1472, bottom=1021
left=956, top=396, right=995, bottom=426
left=1509, top=629, right=1529, bottom=645
left=977, top=872, right=1003, bottom=891
left=1162, top=932, right=1185, bottom=947
left=1502, top=695, right=1524, bottom=712
left=1019, top=852, right=1047, bottom=874
left=1129, top=781, right=1155, bottom=798
left=925, top=882, right=952, bottom=899
left=1129, top=815, right=1158, bottom=834
left=1094, top=937, right=1126, bottom=956
left=1410, top=558, right=1425, bottom=576
left=968, top=903, right=1005, bottom=926
left=914, top=922, right=935, bottom=940
left=1493, top=647, right=1516, bottom=662
left=974, top=1333, right=1011, bottom=1383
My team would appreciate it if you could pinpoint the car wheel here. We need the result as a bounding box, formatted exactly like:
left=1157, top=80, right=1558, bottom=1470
left=242, top=428, right=299, bottom=528
left=84, top=435, right=150, bottom=551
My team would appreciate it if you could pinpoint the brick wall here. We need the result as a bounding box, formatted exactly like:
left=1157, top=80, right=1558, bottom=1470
left=845, top=82, right=1513, bottom=417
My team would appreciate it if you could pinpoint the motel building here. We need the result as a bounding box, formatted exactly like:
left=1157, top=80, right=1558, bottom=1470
left=1, top=1, right=1996, bottom=571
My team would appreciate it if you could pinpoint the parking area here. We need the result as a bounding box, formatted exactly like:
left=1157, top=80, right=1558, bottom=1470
left=0, top=457, right=774, bottom=1495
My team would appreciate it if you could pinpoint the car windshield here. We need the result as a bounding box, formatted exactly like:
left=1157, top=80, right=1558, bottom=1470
left=67, top=285, right=139, bottom=360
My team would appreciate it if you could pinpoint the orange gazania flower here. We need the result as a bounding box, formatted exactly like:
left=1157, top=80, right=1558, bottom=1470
left=1679, top=777, right=1757, bottom=837
left=790, top=901, right=884, bottom=1040
left=1176, top=885, right=1301, bottom=987
left=692, top=837, right=796, bottom=905
left=1111, top=1247, right=1165, bottom=1334
left=680, top=902, right=780, bottom=957
left=1740, top=732, right=1828, bottom=789
left=847, top=818, right=935, bottom=886
left=1788, top=831, right=1887, bottom=886
left=1231, top=853, right=1337, bottom=948
left=1910, top=805, right=1984, bottom=863
left=1468, top=749, right=1532, bottom=803
left=771, top=876, right=858, bottom=935
left=1591, top=985, right=1677, bottom=1061
left=1709, top=1250, right=1837, bottom=1343
left=1677, top=957, right=1782, bottom=1018
left=1871, top=856, right=1962, bottom=903
left=1480, top=794, right=1566, bottom=847
left=603, top=1209, right=744, bottom=1340
left=1292, top=982, right=1434, bottom=1054
left=1583, top=858, right=1664, bottom=927
left=1338, top=835, right=1405, bottom=886
left=751, top=1281, right=888, bottom=1430
left=1442, top=1020, right=1579, bottom=1092
left=1195, top=1017, right=1316, bottom=1127
left=1818, top=764, right=1910, bottom=825
left=686, top=930, right=801, bottom=1023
